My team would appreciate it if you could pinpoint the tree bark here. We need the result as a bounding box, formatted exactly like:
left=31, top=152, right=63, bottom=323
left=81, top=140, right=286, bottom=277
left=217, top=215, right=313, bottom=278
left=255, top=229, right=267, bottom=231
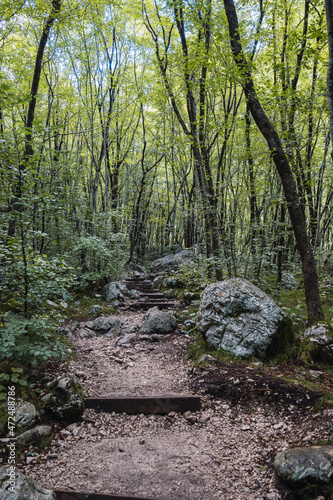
left=325, top=0, right=333, bottom=160
left=223, top=0, right=324, bottom=325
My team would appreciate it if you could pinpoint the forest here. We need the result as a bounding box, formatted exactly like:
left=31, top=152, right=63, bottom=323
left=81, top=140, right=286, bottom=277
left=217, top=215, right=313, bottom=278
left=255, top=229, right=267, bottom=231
left=1, top=0, right=333, bottom=375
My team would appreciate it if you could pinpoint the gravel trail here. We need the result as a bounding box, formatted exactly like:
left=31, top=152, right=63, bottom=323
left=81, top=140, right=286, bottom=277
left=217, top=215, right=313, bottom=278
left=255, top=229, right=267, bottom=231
left=23, top=310, right=333, bottom=499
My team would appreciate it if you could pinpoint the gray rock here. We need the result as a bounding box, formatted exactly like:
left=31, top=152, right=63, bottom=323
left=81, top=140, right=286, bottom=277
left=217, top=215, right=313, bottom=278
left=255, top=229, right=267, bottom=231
left=180, top=319, right=196, bottom=333
left=138, top=334, right=151, bottom=341
left=41, top=376, right=84, bottom=423
left=89, top=304, right=102, bottom=316
left=17, top=425, right=52, bottom=447
left=197, top=354, right=218, bottom=365
left=0, top=465, right=56, bottom=499
left=183, top=291, right=195, bottom=305
left=153, top=275, right=163, bottom=287
left=144, top=306, right=160, bottom=319
left=46, top=300, right=59, bottom=308
left=196, top=278, right=293, bottom=359
left=150, top=249, right=195, bottom=275
left=111, top=300, right=121, bottom=308
left=121, top=262, right=147, bottom=279
left=122, top=323, right=140, bottom=335
left=92, top=315, right=122, bottom=337
left=103, top=281, right=127, bottom=301
left=57, top=325, right=72, bottom=336
left=150, top=334, right=165, bottom=342
left=117, top=333, right=137, bottom=345
left=274, top=445, right=333, bottom=485
left=301, top=324, right=333, bottom=363
left=140, top=308, right=177, bottom=335
left=16, top=401, right=38, bottom=430
left=127, top=289, right=141, bottom=300
left=280, top=273, right=298, bottom=290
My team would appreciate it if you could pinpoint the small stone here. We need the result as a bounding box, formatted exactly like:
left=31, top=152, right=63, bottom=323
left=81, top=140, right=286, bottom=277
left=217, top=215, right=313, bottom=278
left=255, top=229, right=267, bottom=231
left=46, top=300, right=59, bottom=308
left=89, top=305, right=102, bottom=316
left=309, top=370, right=323, bottom=379
left=117, top=333, right=137, bottom=346
left=183, top=411, right=197, bottom=424
left=241, top=425, right=251, bottom=431
left=197, top=354, right=218, bottom=365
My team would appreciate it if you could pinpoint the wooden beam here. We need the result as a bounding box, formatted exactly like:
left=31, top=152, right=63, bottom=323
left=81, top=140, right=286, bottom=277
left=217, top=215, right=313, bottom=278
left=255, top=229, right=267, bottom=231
left=56, top=491, right=156, bottom=500
left=85, top=396, right=201, bottom=415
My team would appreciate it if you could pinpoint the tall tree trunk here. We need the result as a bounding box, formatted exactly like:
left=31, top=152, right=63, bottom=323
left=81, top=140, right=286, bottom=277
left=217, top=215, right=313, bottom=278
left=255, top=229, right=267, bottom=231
left=325, top=0, right=333, bottom=160
left=224, top=0, right=324, bottom=325
left=7, top=0, right=61, bottom=239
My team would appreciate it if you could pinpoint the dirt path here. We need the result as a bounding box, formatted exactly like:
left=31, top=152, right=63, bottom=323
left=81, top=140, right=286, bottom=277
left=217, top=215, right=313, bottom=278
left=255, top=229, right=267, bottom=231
left=23, top=309, right=333, bottom=499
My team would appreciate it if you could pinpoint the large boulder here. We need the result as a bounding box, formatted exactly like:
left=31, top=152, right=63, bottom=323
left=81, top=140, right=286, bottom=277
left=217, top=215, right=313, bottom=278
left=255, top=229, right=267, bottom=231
left=121, top=262, right=147, bottom=279
left=196, top=278, right=293, bottom=359
left=274, top=446, right=333, bottom=486
left=0, top=465, right=56, bottom=500
left=150, top=249, right=195, bottom=276
left=41, top=376, right=84, bottom=423
left=92, top=315, right=122, bottom=337
left=140, top=307, right=177, bottom=335
left=301, top=324, right=333, bottom=364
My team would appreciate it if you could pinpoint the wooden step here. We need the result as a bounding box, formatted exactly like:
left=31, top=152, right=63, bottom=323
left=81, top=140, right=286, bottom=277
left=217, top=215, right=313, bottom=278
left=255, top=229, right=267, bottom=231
left=139, top=292, right=165, bottom=298
left=85, top=396, right=201, bottom=415
left=56, top=491, right=155, bottom=500
left=123, top=278, right=150, bottom=284
left=139, top=302, right=176, bottom=310
left=125, top=284, right=152, bottom=291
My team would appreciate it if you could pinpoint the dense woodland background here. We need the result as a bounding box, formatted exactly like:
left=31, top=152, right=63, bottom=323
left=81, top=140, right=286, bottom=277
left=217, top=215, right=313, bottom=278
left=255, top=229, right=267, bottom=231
left=1, top=0, right=333, bottom=373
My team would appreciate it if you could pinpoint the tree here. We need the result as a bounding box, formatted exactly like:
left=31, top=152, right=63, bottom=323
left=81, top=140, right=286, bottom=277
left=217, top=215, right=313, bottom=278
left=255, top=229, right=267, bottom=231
left=223, top=0, right=324, bottom=325
left=7, top=0, right=62, bottom=239
left=325, top=0, right=333, bottom=160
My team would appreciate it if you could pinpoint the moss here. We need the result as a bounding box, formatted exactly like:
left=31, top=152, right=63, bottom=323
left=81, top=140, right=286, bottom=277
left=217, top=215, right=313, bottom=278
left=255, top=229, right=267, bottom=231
left=265, top=316, right=294, bottom=359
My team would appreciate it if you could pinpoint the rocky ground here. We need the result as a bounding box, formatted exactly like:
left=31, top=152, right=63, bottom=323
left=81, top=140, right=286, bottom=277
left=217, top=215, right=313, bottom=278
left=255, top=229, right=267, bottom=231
left=21, top=309, right=333, bottom=499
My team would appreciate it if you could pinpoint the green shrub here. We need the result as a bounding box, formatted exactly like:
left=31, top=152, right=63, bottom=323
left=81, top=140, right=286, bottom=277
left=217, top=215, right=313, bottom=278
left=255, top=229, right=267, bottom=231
left=1, top=248, right=76, bottom=315
left=0, top=313, right=72, bottom=367
left=70, top=234, right=127, bottom=288
left=173, top=261, right=210, bottom=292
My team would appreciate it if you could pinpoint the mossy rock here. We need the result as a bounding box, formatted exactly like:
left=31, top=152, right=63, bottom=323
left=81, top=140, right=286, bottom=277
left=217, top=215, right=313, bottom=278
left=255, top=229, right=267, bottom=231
left=41, top=376, right=85, bottom=423
left=300, top=324, right=333, bottom=364
left=266, top=317, right=294, bottom=359
left=17, top=425, right=53, bottom=449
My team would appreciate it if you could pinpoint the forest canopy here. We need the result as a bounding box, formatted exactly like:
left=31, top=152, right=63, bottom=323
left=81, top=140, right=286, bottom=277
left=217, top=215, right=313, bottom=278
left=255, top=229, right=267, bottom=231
left=0, top=0, right=332, bottom=329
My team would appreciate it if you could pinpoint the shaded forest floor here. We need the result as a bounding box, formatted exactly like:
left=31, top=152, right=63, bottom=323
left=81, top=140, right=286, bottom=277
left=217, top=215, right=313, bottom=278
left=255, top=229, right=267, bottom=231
left=18, top=305, right=333, bottom=500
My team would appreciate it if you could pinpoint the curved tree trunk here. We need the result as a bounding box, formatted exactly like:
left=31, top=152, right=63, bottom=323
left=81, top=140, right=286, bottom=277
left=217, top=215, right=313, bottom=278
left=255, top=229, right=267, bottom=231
left=224, top=0, right=324, bottom=325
